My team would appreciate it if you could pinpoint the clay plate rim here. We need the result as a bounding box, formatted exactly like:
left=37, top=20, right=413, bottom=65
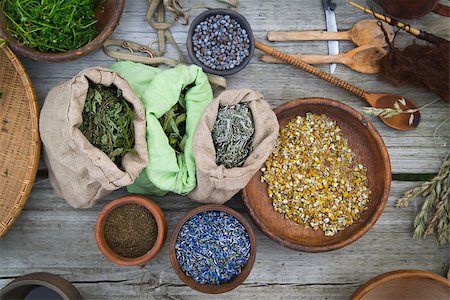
left=350, top=269, right=450, bottom=300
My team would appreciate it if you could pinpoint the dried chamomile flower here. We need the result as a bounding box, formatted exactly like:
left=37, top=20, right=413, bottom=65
left=261, top=113, right=370, bottom=236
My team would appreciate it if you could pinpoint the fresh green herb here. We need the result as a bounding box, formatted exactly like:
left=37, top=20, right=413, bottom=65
left=0, top=91, right=3, bottom=98
left=79, top=81, right=135, bottom=167
left=212, top=103, right=254, bottom=168
left=0, top=0, right=98, bottom=52
left=158, top=103, right=187, bottom=154
left=396, top=156, right=449, bottom=245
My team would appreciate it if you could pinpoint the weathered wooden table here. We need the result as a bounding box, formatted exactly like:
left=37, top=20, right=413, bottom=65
left=1, top=1, right=449, bottom=299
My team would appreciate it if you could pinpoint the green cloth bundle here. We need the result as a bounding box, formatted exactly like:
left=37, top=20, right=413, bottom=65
left=111, top=62, right=213, bottom=195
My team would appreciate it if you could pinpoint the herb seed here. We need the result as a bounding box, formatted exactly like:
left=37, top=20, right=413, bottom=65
left=104, top=203, right=158, bottom=258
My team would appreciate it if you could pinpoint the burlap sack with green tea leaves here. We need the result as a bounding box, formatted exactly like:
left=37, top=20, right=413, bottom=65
left=110, top=61, right=213, bottom=196
left=188, top=89, right=279, bottom=204
left=40, top=67, right=148, bottom=208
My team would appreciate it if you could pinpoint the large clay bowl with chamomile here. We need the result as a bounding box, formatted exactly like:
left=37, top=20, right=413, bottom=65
left=242, top=98, right=391, bottom=252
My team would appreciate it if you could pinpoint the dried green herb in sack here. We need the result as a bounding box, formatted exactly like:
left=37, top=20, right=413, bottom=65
left=158, top=103, right=187, bottom=154
left=79, top=81, right=135, bottom=167
left=1, top=0, right=98, bottom=52
left=212, top=103, right=254, bottom=168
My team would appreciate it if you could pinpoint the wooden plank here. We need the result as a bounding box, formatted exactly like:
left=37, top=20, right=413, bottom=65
left=1, top=0, right=448, bottom=299
left=0, top=179, right=448, bottom=299
left=22, top=0, right=448, bottom=174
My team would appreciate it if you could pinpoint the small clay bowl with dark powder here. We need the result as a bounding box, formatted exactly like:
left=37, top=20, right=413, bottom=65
left=95, top=195, right=167, bottom=266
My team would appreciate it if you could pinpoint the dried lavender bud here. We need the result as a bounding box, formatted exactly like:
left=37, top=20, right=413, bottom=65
left=192, top=14, right=250, bottom=71
left=212, top=103, right=254, bottom=168
left=175, top=211, right=251, bottom=285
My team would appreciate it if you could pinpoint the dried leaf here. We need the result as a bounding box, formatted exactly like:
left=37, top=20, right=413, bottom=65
left=409, top=114, right=414, bottom=125
left=398, top=98, right=407, bottom=106
left=159, top=102, right=186, bottom=154
left=212, top=103, right=254, bottom=168
left=79, top=81, right=135, bottom=167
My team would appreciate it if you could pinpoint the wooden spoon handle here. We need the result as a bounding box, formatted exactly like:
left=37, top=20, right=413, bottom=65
left=267, top=30, right=350, bottom=42
left=255, top=41, right=368, bottom=99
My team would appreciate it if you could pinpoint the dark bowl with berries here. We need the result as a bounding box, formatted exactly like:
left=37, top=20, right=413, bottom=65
left=187, top=9, right=255, bottom=76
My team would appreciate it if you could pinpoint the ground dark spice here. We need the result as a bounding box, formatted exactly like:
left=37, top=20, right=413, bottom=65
left=104, top=203, right=158, bottom=258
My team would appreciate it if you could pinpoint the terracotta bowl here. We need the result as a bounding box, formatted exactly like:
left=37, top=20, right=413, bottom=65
left=351, top=270, right=450, bottom=300
left=0, top=272, right=82, bottom=299
left=243, top=98, right=391, bottom=252
left=169, top=204, right=257, bottom=294
left=0, top=0, right=125, bottom=62
left=95, top=195, right=167, bottom=266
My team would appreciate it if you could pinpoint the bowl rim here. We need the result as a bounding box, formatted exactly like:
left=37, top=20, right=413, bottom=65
left=350, top=269, right=450, bottom=300
left=169, top=204, right=257, bottom=294
left=242, top=97, right=391, bottom=252
left=0, top=0, right=125, bottom=62
left=95, top=195, right=167, bottom=266
left=0, top=272, right=82, bottom=299
left=186, top=8, right=255, bottom=76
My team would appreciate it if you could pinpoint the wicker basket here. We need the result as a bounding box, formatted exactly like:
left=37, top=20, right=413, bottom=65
left=0, top=41, right=40, bottom=237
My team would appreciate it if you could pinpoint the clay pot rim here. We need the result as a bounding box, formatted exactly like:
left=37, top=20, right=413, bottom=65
left=169, top=204, right=257, bottom=294
left=95, top=195, right=167, bottom=266
left=0, top=272, right=82, bottom=300
left=350, top=269, right=450, bottom=300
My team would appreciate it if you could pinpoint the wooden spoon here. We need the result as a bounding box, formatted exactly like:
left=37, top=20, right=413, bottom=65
left=261, top=45, right=387, bottom=74
left=255, top=40, right=420, bottom=130
left=267, top=20, right=394, bottom=47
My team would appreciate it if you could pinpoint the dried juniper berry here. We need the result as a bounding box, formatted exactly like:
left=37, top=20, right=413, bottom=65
left=192, top=14, right=251, bottom=71
left=175, top=210, right=251, bottom=285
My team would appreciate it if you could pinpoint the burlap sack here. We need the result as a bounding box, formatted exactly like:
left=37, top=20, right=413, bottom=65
left=189, top=89, right=279, bottom=203
left=40, top=67, right=148, bottom=208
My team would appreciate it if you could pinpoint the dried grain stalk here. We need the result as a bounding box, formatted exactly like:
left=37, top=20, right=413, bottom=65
left=396, top=156, right=450, bottom=245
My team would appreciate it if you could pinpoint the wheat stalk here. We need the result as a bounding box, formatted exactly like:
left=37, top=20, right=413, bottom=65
left=364, top=98, right=440, bottom=125
left=397, top=156, right=450, bottom=245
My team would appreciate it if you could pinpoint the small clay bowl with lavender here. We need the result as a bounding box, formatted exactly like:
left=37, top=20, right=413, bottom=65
left=169, top=205, right=257, bottom=294
left=187, top=9, right=255, bottom=76
left=95, top=195, right=167, bottom=266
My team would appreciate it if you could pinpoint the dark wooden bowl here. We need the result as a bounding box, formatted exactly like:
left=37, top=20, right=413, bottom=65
left=350, top=270, right=450, bottom=299
left=0, top=0, right=125, bottom=62
left=186, top=9, right=255, bottom=76
left=169, top=204, right=257, bottom=294
left=95, top=195, right=167, bottom=266
left=374, top=0, right=443, bottom=19
left=243, top=98, right=391, bottom=252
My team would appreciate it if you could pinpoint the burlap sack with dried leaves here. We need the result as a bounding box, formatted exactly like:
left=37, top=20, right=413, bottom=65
left=189, top=89, right=279, bottom=204
left=40, top=67, right=148, bottom=208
